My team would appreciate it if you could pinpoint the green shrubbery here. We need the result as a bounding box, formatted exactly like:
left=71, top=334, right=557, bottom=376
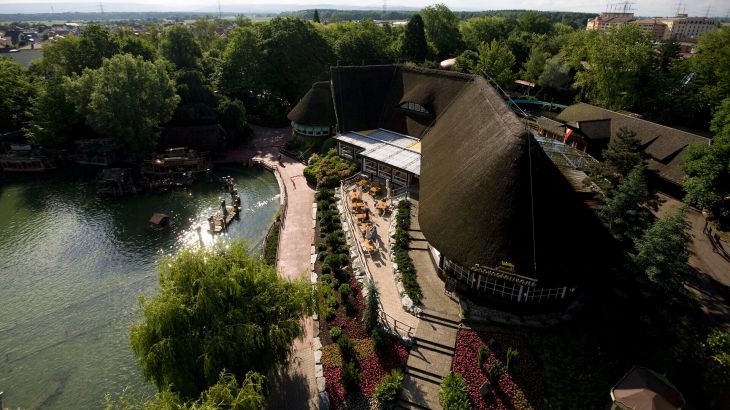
left=439, top=372, right=471, bottom=410
left=262, top=217, right=280, bottom=266
left=392, top=201, right=422, bottom=304
left=303, top=149, right=358, bottom=188
left=374, top=369, right=404, bottom=403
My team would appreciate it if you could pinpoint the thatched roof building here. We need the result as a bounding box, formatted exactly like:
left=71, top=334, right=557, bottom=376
left=291, top=65, right=612, bottom=302
left=558, top=103, right=710, bottom=187
left=287, top=81, right=336, bottom=137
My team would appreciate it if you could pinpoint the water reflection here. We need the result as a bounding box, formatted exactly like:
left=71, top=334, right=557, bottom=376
left=0, top=165, right=280, bottom=409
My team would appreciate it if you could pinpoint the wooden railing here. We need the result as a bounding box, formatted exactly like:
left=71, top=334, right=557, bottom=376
left=252, top=158, right=288, bottom=268
left=338, top=181, right=415, bottom=340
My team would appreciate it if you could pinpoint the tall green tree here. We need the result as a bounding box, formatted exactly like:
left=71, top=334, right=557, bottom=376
left=172, top=69, right=218, bottom=124
left=573, top=24, right=652, bottom=110
left=191, top=17, right=220, bottom=51
left=476, top=39, right=516, bottom=88
left=588, top=127, right=646, bottom=192
left=537, top=56, right=570, bottom=90
left=691, top=26, right=730, bottom=114
left=420, top=3, right=463, bottom=60
left=313, top=9, right=321, bottom=23
left=216, top=26, right=262, bottom=102
left=325, top=20, right=394, bottom=65
left=160, top=25, right=203, bottom=70
left=0, top=57, right=37, bottom=133
left=25, top=77, right=85, bottom=146
left=517, top=11, right=553, bottom=35
left=453, top=50, right=479, bottom=74
left=258, top=17, right=334, bottom=105
left=683, top=98, right=730, bottom=226
left=130, top=240, right=312, bottom=399
left=598, top=164, right=653, bottom=243
left=401, top=13, right=428, bottom=62
left=78, top=24, right=120, bottom=71
left=66, top=54, right=179, bottom=152
left=522, top=47, right=549, bottom=83
left=116, top=31, right=158, bottom=61
left=632, top=207, right=692, bottom=286
left=459, top=16, right=513, bottom=51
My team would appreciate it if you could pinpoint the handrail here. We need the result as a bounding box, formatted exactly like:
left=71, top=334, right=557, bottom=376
left=338, top=181, right=415, bottom=340
left=252, top=157, right=288, bottom=268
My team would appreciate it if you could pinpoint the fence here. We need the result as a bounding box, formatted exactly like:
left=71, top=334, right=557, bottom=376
left=251, top=157, right=288, bottom=268
left=533, top=135, right=598, bottom=171
left=338, top=181, right=415, bottom=340
left=443, top=258, right=568, bottom=304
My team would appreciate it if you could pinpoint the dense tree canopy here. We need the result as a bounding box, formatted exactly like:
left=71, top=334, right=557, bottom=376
left=633, top=207, right=692, bottom=287
left=683, top=98, right=730, bottom=226
left=476, top=39, right=516, bottom=88
left=66, top=54, right=179, bottom=152
left=216, top=26, right=262, bottom=102
left=459, top=16, right=513, bottom=50
left=573, top=25, right=652, bottom=110
left=258, top=17, right=333, bottom=105
left=77, top=24, right=120, bottom=71
left=0, top=58, right=37, bottom=133
left=130, top=240, right=312, bottom=399
left=421, top=3, right=463, bottom=60
left=322, top=20, right=394, bottom=65
left=160, top=25, right=203, bottom=70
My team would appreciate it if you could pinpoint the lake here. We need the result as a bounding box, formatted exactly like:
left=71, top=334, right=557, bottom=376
left=0, top=165, right=280, bottom=409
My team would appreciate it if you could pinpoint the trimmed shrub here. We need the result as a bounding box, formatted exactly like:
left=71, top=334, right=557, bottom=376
left=506, top=346, right=520, bottom=371
left=344, top=301, right=357, bottom=316
left=439, top=372, right=471, bottom=410
left=337, top=334, right=356, bottom=362
left=488, top=362, right=505, bottom=384
left=371, top=327, right=385, bottom=352
left=363, top=279, right=380, bottom=333
left=330, top=326, right=343, bottom=340
left=303, top=165, right=318, bottom=186
left=341, top=360, right=361, bottom=392
left=318, top=251, right=328, bottom=262
left=374, top=369, right=404, bottom=403
left=339, top=283, right=352, bottom=297
left=477, top=344, right=489, bottom=369
left=315, top=189, right=334, bottom=201
left=317, top=242, right=327, bottom=252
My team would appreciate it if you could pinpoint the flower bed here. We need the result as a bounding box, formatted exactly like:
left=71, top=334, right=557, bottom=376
left=316, top=187, right=410, bottom=409
left=452, top=329, right=545, bottom=410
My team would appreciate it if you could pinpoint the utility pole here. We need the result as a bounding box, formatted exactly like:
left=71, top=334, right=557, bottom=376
left=218, top=0, right=222, bottom=19
left=98, top=2, right=105, bottom=20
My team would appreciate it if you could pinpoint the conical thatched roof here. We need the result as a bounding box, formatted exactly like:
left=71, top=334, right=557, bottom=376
left=287, top=81, right=336, bottom=126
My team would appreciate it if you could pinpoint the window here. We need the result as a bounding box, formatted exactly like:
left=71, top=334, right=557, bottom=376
left=378, top=164, right=392, bottom=179
left=340, top=144, right=354, bottom=160
left=364, top=159, right=377, bottom=174
left=393, top=169, right=407, bottom=185
left=399, top=101, right=431, bottom=115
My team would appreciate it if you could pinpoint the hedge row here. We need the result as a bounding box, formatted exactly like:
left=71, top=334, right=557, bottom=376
left=392, top=201, right=422, bottom=305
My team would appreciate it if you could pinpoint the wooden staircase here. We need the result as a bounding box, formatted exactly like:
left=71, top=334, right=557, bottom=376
left=397, top=311, right=460, bottom=409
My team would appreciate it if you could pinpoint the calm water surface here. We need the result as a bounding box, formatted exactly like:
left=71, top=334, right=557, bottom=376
left=0, top=165, right=280, bottom=409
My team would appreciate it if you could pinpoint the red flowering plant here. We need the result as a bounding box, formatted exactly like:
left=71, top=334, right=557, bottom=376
left=452, top=329, right=545, bottom=410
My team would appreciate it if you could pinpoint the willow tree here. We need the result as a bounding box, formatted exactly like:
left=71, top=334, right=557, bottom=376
left=130, top=240, right=313, bottom=400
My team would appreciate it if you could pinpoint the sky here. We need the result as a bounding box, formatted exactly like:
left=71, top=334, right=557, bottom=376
left=0, top=0, right=728, bottom=17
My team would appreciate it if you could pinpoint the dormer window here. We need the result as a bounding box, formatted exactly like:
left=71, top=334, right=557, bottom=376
left=400, top=101, right=431, bottom=116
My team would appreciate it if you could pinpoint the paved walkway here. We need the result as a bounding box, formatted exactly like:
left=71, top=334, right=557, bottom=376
left=655, top=193, right=730, bottom=329
left=244, top=127, right=319, bottom=409
left=398, top=200, right=461, bottom=410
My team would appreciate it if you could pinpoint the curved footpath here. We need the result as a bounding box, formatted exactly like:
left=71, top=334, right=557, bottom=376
left=253, top=147, right=320, bottom=410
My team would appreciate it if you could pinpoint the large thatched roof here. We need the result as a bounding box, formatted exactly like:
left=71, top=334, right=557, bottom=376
left=559, top=103, right=710, bottom=185
left=418, top=76, right=604, bottom=284
left=293, top=66, right=612, bottom=285
left=287, top=81, right=336, bottom=126
left=331, top=65, right=472, bottom=138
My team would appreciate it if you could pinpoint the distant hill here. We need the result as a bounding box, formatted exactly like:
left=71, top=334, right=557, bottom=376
left=0, top=7, right=596, bottom=28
